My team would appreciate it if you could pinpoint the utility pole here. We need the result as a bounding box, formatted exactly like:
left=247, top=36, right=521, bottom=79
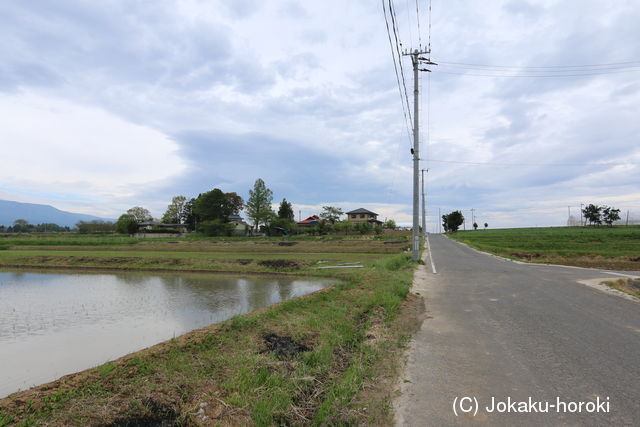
left=471, top=208, right=475, bottom=229
left=421, top=169, right=427, bottom=243
left=438, top=207, right=441, bottom=234
left=626, top=210, right=629, bottom=226
left=580, top=203, right=584, bottom=226
left=568, top=206, right=571, bottom=225
left=403, top=48, right=435, bottom=261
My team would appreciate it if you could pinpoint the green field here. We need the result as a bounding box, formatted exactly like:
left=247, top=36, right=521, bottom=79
left=0, top=233, right=416, bottom=425
left=449, top=226, right=640, bottom=270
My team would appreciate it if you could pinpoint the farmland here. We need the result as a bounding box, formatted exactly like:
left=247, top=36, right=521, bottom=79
left=0, top=233, right=418, bottom=425
left=449, top=226, right=640, bottom=270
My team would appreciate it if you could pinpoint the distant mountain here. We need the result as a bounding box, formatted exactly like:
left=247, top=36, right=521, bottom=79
left=0, top=200, right=114, bottom=227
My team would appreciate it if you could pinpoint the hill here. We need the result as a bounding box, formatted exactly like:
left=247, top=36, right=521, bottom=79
left=0, top=200, right=113, bottom=227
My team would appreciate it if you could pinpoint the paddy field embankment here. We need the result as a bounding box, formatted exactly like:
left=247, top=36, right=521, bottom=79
left=0, top=233, right=420, bottom=425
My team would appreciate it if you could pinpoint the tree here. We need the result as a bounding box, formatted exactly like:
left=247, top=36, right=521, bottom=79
left=442, top=211, right=464, bottom=233
left=193, top=188, right=243, bottom=223
left=199, top=219, right=236, bottom=237
left=473, top=222, right=478, bottom=230
left=334, top=220, right=354, bottom=235
left=115, top=214, right=138, bottom=234
left=182, top=198, right=197, bottom=231
left=357, top=222, right=371, bottom=234
left=277, top=198, right=295, bottom=221
left=319, top=206, right=343, bottom=224
left=383, top=219, right=397, bottom=230
left=12, top=219, right=30, bottom=233
left=126, top=206, right=153, bottom=223
left=484, top=222, right=488, bottom=230
left=161, top=196, right=187, bottom=224
left=76, top=220, right=115, bottom=233
left=246, top=178, right=274, bottom=231
left=602, top=206, right=621, bottom=227
left=582, top=204, right=602, bottom=226
left=269, top=217, right=296, bottom=236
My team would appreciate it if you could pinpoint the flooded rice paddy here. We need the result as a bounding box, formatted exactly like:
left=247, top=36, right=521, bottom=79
left=0, top=270, right=335, bottom=397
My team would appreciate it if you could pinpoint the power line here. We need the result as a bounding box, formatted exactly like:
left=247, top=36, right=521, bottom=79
left=427, top=158, right=637, bottom=167
left=382, top=0, right=413, bottom=148
left=427, top=0, right=432, bottom=53
left=439, top=64, right=640, bottom=73
left=437, top=60, right=640, bottom=69
left=436, top=68, right=640, bottom=78
left=415, top=0, right=422, bottom=49
left=404, top=0, right=413, bottom=48
left=389, top=0, right=414, bottom=130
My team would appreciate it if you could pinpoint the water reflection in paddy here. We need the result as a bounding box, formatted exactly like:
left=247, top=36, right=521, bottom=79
left=0, top=270, right=335, bottom=397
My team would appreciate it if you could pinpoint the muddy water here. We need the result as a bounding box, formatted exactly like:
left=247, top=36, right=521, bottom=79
left=0, top=270, right=335, bottom=397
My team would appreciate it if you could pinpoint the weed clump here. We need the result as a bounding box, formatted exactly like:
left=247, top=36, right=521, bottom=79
left=258, top=259, right=302, bottom=270
left=261, top=333, right=310, bottom=359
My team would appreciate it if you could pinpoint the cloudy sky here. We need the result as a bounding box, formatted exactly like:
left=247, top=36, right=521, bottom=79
left=1, top=0, right=639, bottom=229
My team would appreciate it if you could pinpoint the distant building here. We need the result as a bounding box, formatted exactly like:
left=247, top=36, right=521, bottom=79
left=345, top=208, right=383, bottom=226
left=227, top=214, right=249, bottom=236
left=297, top=215, right=320, bottom=227
left=134, top=221, right=187, bottom=238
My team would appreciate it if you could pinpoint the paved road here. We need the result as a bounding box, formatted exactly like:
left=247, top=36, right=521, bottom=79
left=395, top=234, right=639, bottom=426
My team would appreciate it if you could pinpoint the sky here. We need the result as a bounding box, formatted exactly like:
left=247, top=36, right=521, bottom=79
left=1, top=0, right=639, bottom=230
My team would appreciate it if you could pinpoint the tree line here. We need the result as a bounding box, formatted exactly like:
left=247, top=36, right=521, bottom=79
left=114, top=178, right=398, bottom=237
left=581, top=203, right=621, bottom=226
left=0, top=219, right=71, bottom=233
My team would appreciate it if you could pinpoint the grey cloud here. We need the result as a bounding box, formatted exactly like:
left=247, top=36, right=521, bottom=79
left=301, top=29, right=327, bottom=45
left=220, top=0, right=262, bottom=20
left=278, top=1, right=307, bottom=19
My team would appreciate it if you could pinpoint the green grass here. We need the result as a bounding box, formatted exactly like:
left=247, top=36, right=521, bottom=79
left=449, top=226, right=640, bottom=270
left=602, top=278, right=640, bottom=299
left=0, top=235, right=416, bottom=425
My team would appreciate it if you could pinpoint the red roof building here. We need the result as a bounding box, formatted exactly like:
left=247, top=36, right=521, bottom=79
left=297, top=215, right=320, bottom=227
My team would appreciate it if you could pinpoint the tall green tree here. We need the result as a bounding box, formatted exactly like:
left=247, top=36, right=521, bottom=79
left=442, top=211, right=464, bottom=232
left=582, top=204, right=602, bottom=226
left=277, top=198, right=295, bottom=221
left=319, top=206, right=343, bottom=224
left=246, top=178, right=274, bottom=231
left=126, top=206, right=153, bottom=223
left=602, top=206, right=621, bottom=227
left=115, top=214, right=138, bottom=234
left=181, top=198, right=196, bottom=230
left=193, top=189, right=244, bottom=224
left=161, top=196, right=187, bottom=224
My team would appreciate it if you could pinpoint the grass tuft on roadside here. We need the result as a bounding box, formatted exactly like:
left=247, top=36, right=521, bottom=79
left=602, top=278, right=640, bottom=299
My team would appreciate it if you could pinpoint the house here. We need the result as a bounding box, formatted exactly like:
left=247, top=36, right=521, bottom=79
left=345, top=208, right=383, bottom=226
left=297, top=215, right=320, bottom=227
left=227, top=214, right=249, bottom=236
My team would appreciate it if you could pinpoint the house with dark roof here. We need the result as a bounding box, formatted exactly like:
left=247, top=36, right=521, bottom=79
left=345, top=208, right=383, bottom=226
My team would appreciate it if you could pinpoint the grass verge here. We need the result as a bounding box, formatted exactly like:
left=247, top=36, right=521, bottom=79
left=601, top=278, right=640, bottom=299
left=449, top=226, right=640, bottom=270
left=0, top=238, right=416, bottom=425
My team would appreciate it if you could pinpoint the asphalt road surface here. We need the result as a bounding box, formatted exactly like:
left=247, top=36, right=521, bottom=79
left=395, top=234, right=639, bottom=426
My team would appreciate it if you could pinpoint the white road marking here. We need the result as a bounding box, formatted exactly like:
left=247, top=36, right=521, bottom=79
left=426, top=234, right=437, bottom=274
